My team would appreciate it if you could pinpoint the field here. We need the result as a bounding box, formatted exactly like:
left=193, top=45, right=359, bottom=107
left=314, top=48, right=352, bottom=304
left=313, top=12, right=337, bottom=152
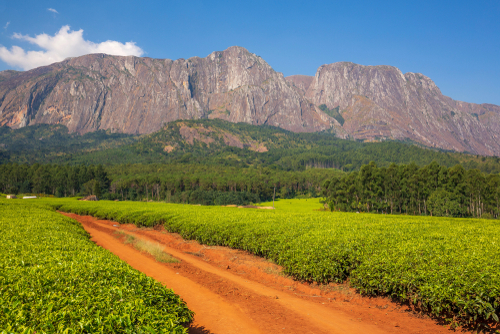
left=43, top=197, right=500, bottom=327
left=257, top=198, right=326, bottom=212
left=0, top=199, right=193, bottom=333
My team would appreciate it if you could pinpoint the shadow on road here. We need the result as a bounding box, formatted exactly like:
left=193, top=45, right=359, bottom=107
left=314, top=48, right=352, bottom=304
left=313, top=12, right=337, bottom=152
left=188, top=325, right=214, bottom=334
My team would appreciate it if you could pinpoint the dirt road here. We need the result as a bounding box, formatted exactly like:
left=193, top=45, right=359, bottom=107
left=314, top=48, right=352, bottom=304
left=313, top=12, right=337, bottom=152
left=61, top=212, right=461, bottom=334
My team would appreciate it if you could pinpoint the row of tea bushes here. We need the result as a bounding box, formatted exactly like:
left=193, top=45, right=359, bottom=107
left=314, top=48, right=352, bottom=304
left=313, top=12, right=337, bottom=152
left=0, top=199, right=193, bottom=333
left=50, top=198, right=500, bottom=327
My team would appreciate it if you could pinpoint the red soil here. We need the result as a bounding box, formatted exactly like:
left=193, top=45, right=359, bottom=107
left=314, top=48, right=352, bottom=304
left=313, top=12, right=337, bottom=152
left=61, top=212, right=471, bottom=334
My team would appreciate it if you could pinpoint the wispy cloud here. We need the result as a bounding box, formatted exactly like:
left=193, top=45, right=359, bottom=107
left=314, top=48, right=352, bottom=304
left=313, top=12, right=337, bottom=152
left=47, top=8, right=59, bottom=14
left=0, top=25, right=144, bottom=70
left=4, top=22, right=10, bottom=29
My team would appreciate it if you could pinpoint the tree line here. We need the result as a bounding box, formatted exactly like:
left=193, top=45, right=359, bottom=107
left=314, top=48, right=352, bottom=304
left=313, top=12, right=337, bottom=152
left=0, top=163, right=111, bottom=198
left=2, top=161, right=500, bottom=216
left=0, top=163, right=341, bottom=205
left=323, top=161, right=500, bottom=218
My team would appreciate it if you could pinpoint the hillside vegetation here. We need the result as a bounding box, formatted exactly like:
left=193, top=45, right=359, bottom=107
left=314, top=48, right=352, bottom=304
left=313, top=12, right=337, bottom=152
left=1, top=120, right=500, bottom=173
left=0, top=162, right=342, bottom=204
left=0, top=124, right=137, bottom=164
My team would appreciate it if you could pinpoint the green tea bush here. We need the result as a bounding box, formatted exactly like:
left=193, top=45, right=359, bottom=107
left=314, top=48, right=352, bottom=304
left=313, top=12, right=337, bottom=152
left=51, top=198, right=500, bottom=326
left=0, top=200, right=193, bottom=333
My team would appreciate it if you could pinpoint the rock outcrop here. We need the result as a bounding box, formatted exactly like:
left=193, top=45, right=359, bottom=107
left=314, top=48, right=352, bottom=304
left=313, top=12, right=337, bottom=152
left=286, top=75, right=314, bottom=96
left=0, top=47, right=343, bottom=136
left=305, top=62, right=500, bottom=156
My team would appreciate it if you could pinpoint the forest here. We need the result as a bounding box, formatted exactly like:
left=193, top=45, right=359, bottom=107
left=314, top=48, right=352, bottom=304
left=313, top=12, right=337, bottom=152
left=1, top=120, right=500, bottom=214
left=323, top=161, right=500, bottom=218
left=2, top=120, right=500, bottom=173
left=0, top=163, right=341, bottom=205
left=2, top=160, right=500, bottom=218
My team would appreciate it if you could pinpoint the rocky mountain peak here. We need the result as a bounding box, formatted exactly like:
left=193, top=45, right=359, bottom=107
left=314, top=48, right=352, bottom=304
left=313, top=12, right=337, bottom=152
left=0, top=46, right=342, bottom=137
left=404, top=72, right=441, bottom=95
left=0, top=70, right=21, bottom=81
left=305, top=61, right=500, bottom=156
left=307, top=62, right=409, bottom=111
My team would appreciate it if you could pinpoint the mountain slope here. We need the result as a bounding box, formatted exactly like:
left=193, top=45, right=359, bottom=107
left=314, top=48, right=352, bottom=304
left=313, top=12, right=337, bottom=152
left=285, top=75, right=314, bottom=95
left=0, top=47, right=342, bottom=136
left=0, top=124, right=137, bottom=164
left=305, top=62, right=500, bottom=156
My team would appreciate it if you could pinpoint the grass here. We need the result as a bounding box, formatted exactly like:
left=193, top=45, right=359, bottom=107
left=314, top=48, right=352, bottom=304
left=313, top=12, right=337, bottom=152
left=114, top=230, right=179, bottom=263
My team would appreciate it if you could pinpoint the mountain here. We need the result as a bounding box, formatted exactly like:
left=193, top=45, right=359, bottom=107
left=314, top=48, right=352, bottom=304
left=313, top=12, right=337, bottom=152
left=301, top=63, right=500, bottom=156
left=286, top=75, right=314, bottom=95
left=0, top=46, right=342, bottom=136
left=1, top=47, right=499, bottom=156
left=0, top=70, right=21, bottom=82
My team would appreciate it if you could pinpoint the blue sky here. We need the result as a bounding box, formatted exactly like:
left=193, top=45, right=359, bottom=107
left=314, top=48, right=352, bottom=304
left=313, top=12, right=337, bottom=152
left=1, top=0, right=499, bottom=105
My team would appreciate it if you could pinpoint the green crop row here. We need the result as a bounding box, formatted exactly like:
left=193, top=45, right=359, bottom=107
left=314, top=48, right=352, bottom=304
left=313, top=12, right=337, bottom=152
left=48, top=198, right=500, bottom=327
left=0, top=199, right=193, bottom=333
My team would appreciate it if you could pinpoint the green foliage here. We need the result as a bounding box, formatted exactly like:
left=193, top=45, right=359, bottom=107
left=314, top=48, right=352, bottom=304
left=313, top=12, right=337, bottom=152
left=2, top=120, right=500, bottom=209
left=0, top=163, right=111, bottom=198
left=427, top=189, right=460, bottom=217
left=0, top=200, right=193, bottom=333
left=49, top=198, right=500, bottom=326
left=324, top=161, right=500, bottom=218
left=0, top=124, right=137, bottom=164
left=258, top=198, right=326, bottom=212
left=93, top=179, right=102, bottom=198
left=188, top=189, right=259, bottom=205
left=0, top=162, right=341, bottom=204
left=3, top=120, right=500, bottom=174
left=318, top=104, right=345, bottom=126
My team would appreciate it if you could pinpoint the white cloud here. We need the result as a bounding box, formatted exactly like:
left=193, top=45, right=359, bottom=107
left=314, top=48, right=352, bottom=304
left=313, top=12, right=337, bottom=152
left=47, top=8, right=59, bottom=14
left=4, top=22, right=9, bottom=29
left=0, top=25, right=144, bottom=70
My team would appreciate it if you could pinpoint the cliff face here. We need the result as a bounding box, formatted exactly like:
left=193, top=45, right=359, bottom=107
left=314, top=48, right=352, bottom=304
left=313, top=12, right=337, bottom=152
left=305, top=62, right=500, bottom=156
left=285, top=75, right=314, bottom=96
left=0, top=47, right=344, bottom=136
left=0, top=70, right=21, bottom=82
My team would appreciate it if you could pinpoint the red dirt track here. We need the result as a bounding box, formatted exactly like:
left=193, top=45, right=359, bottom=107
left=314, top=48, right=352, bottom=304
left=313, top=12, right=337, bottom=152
left=61, top=212, right=469, bottom=334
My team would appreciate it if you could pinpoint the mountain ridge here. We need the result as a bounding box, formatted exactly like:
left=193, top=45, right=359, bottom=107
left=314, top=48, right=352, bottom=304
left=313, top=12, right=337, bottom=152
left=0, top=46, right=342, bottom=137
left=1, top=46, right=499, bottom=156
left=297, top=61, right=500, bottom=156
